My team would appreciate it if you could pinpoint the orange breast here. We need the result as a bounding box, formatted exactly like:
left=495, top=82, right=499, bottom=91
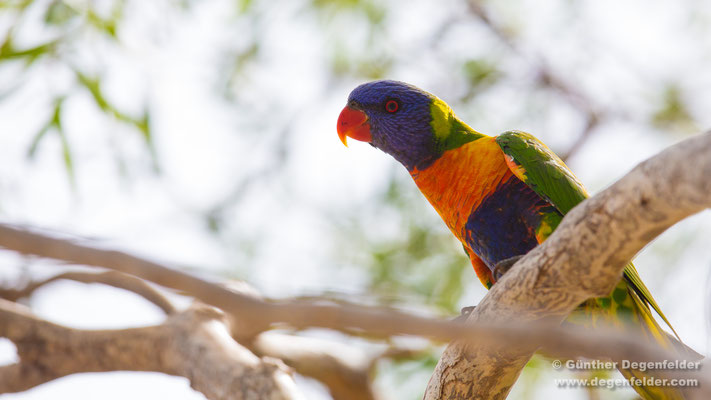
left=410, top=137, right=512, bottom=244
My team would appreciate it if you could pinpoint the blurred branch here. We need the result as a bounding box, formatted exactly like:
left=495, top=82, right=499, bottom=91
left=0, top=270, right=176, bottom=314
left=466, top=0, right=603, bottom=161
left=222, top=280, right=380, bottom=400
left=250, top=333, right=376, bottom=400
left=375, top=344, right=432, bottom=363
left=0, top=132, right=710, bottom=397
left=424, top=131, right=711, bottom=399
left=230, top=286, right=429, bottom=400
left=1, top=272, right=382, bottom=400
left=0, top=300, right=300, bottom=399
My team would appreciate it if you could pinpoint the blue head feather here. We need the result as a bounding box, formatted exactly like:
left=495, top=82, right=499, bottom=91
left=346, top=80, right=440, bottom=170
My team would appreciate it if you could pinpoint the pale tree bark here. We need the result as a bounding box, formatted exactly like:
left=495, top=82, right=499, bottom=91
left=423, top=132, right=711, bottom=399
left=0, top=299, right=301, bottom=400
left=0, top=270, right=176, bottom=314
left=1, top=271, right=381, bottom=400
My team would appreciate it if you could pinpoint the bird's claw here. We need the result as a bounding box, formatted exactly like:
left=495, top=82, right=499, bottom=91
left=493, top=255, right=524, bottom=281
left=453, top=306, right=477, bottom=322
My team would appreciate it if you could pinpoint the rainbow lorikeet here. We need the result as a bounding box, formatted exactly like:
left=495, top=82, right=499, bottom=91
left=337, top=80, right=689, bottom=400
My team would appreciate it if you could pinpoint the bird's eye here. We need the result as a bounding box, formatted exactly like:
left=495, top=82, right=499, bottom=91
left=385, top=99, right=399, bottom=113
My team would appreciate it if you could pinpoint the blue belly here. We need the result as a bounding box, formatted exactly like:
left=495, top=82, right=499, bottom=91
left=464, top=176, right=558, bottom=270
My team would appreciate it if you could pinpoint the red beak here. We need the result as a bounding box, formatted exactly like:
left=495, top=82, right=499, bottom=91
left=337, top=106, right=371, bottom=147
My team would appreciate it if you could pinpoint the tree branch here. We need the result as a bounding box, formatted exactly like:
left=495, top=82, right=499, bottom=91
left=0, top=270, right=176, bottom=314
left=1, top=273, right=382, bottom=400
left=221, top=282, right=379, bottom=400
left=250, top=333, right=376, bottom=400
left=0, top=299, right=300, bottom=399
left=423, top=131, right=711, bottom=399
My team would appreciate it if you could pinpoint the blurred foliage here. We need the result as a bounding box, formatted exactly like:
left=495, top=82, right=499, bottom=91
left=312, top=0, right=386, bottom=25
left=651, top=84, right=698, bottom=135
left=514, top=355, right=548, bottom=400
left=460, top=58, right=501, bottom=101
left=368, top=177, right=469, bottom=313
left=0, top=0, right=154, bottom=180
left=1, top=1, right=710, bottom=399
left=26, top=96, right=75, bottom=184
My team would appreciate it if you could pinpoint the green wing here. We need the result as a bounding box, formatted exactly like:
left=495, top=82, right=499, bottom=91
left=495, top=130, right=678, bottom=338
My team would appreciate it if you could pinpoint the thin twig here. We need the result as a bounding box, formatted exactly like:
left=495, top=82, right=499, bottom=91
left=0, top=270, right=176, bottom=314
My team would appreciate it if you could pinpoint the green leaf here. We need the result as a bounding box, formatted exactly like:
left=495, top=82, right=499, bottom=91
left=0, top=0, right=33, bottom=11
left=45, top=1, right=79, bottom=26
left=27, top=97, right=65, bottom=159
left=463, top=59, right=499, bottom=88
left=58, top=129, right=76, bottom=187
left=76, top=71, right=110, bottom=111
left=137, top=109, right=151, bottom=144
left=312, top=0, right=385, bottom=25
left=75, top=69, right=159, bottom=171
left=461, top=59, right=500, bottom=101
left=87, top=7, right=119, bottom=39
left=651, top=84, right=697, bottom=134
left=26, top=96, right=75, bottom=187
left=0, top=35, right=59, bottom=63
left=237, top=0, right=253, bottom=14
left=27, top=124, right=52, bottom=160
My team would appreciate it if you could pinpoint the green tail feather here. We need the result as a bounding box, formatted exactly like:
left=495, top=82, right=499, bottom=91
left=623, top=288, right=683, bottom=399
left=623, top=262, right=680, bottom=340
left=583, top=279, right=688, bottom=400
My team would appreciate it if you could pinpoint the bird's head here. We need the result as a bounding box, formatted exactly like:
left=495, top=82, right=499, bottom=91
left=337, top=80, right=480, bottom=171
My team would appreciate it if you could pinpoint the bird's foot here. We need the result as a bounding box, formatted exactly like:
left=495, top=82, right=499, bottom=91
left=453, top=306, right=476, bottom=322
left=493, top=255, right=524, bottom=282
